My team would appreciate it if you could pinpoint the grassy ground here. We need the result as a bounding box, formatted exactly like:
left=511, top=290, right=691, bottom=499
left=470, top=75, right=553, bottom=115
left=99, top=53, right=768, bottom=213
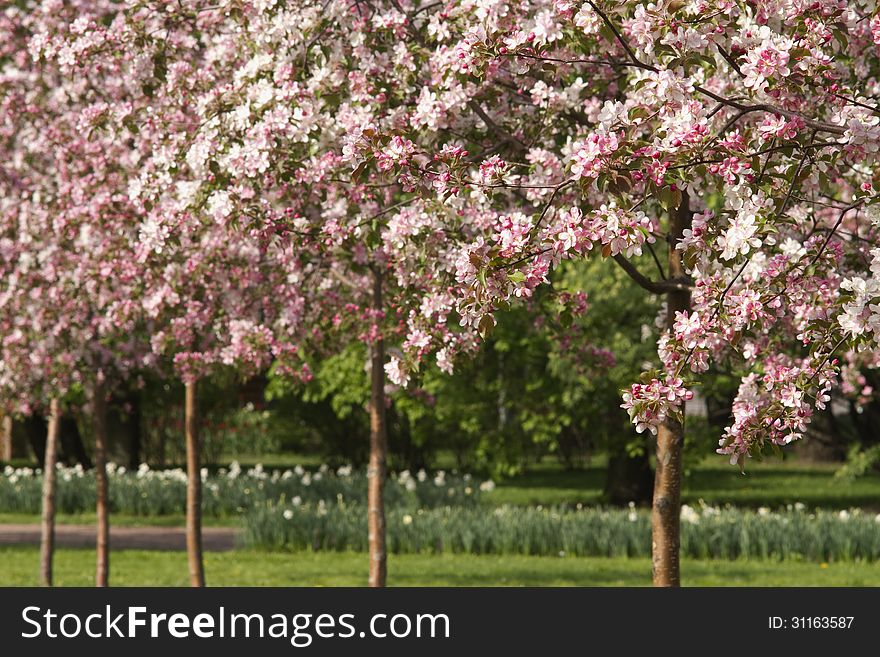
left=486, top=460, right=880, bottom=509
left=221, top=453, right=880, bottom=509
left=2, top=457, right=877, bottom=586
left=2, top=547, right=878, bottom=586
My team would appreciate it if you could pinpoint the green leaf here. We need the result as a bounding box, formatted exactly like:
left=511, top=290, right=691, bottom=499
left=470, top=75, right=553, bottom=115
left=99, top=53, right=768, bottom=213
left=628, top=106, right=650, bottom=122
left=152, top=50, right=167, bottom=82
left=658, top=186, right=682, bottom=211
left=478, top=315, right=494, bottom=339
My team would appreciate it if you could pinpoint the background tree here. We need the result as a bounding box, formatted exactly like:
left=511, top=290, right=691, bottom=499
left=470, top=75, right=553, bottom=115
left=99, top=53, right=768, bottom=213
left=2, top=0, right=160, bottom=586
left=44, top=1, right=496, bottom=588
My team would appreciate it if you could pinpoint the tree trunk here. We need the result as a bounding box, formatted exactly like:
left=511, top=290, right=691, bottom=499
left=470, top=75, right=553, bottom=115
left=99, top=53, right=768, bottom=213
left=0, top=413, right=12, bottom=462
left=652, top=193, right=692, bottom=587
left=128, top=392, right=143, bottom=470
left=59, top=414, right=92, bottom=468
left=185, top=380, right=205, bottom=587
left=368, top=269, right=388, bottom=588
left=93, top=377, right=110, bottom=587
left=604, top=444, right=653, bottom=506
left=25, top=414, right=48, bottom=467
left=25, top=412, right=91, bottom=468
left=39, top=398, right=61, bottom=587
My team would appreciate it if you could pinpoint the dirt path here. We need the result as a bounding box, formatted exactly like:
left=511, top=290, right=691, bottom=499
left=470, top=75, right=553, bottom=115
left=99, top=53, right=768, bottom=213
left=0, top=524, right=237, bottom=551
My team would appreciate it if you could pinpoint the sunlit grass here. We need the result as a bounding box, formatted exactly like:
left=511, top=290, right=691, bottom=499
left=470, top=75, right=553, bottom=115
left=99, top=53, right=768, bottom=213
left=487, top=460, right=880, bottom=509
left=2, top=547, right=878, bottom=587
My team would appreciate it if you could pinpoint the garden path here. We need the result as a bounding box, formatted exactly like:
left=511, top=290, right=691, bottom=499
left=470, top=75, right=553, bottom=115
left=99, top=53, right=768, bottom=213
left=0, top=525, right=236, bottom=551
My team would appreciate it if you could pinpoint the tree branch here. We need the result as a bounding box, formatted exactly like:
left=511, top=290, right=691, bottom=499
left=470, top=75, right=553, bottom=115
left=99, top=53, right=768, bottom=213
left=613, top=254, right=691, bottom=294
left=468, top=100, right=526, bottom=149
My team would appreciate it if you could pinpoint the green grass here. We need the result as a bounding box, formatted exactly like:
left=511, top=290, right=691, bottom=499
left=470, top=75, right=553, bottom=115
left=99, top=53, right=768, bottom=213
left=487, top=460, right=880, bottom=508
left=2, top=547, right=878, bottom=586
left=216, top=452, right=327, bottom=469
left=487, top=467, right=605, bottom=506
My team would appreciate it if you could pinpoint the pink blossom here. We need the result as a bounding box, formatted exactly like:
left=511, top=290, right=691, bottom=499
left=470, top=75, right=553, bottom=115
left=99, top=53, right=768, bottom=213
left=569, top=131, right=621, bottom=180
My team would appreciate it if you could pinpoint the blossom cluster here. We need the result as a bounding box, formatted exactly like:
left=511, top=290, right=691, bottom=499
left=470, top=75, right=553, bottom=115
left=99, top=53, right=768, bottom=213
left=621, top=376, right=693, bottom=435
left=717, top=357, right=838, bottom=466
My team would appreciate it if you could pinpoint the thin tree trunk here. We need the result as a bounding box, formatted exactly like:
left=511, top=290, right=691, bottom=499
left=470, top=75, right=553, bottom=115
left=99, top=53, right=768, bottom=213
left=128, top=392, right=143, bottom=470
left=185, top=380, right=205, bottom=587
left=157, top=425, right=166, bottom=467
left=59, top=414, right=92, bottom=468
left=39, top=398, right=61, bottom=587
left=93, top=377, right=110, bottom=587
left=652, top=192, right=692, bottom=587
left=604, top=443, right=653, bottom=506
left=24, top=414, right=47, bottom=467
left=368, top=269, right=388, bottom=588
left=0, top=413, right=12, bottom=462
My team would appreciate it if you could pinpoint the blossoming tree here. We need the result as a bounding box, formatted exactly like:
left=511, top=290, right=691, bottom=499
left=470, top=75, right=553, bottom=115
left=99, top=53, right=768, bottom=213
left=358, top=0, right=878, bottom=586
left=26, top=0, right=880, bottom=590
left=39, top=0, right=517, bottom=587
left=140, top=217, right=315, bottom=585
left=4, top=0, right=297, bottom=587
left=0, top=0, right=163, bottom=586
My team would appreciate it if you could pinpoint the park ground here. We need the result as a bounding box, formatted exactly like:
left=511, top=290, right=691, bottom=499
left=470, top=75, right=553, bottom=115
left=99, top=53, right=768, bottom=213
left=2, top=548, right=879, bottom=586
left=2, top=457, right=880, bottom=586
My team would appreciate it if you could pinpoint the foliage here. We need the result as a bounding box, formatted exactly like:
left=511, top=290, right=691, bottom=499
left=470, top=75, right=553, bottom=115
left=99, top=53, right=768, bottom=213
left=136, top=376, right=283, bottom=466
left=406, top=267, right=623, bottom=474
left=260, top=257, right=659, bottom=475
left=837, top=444, right=880, bottom=480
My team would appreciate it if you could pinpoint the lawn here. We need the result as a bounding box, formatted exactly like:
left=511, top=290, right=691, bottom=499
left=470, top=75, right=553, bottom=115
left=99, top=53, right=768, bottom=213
left=487, top=460, right=880, bottom=509
left=120, top=453, right=880, bottom=510
left=2, top=547, right=878, bottom=586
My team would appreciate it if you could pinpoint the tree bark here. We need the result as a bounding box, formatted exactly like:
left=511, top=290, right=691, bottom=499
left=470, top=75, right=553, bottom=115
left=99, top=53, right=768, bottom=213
left=604, top=444, right=653, bottom=506
left=93, top=377, right=110, bottom=587
left=185, top=380, right=205, bottom=587
left=59, top=414, right=92, bottom=468
left=652, top=192, right=692, bottom=587
left=25, top=411, right=91, bottom=468
left=24, top=414, right=48, bottom=467
left=127, top=391, right=143, bottom=470
left=368, top=269, right=388, bottom=588
left=0, top=413, right=12, bottom=462
left=39, top=398, right=61, bottom=587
